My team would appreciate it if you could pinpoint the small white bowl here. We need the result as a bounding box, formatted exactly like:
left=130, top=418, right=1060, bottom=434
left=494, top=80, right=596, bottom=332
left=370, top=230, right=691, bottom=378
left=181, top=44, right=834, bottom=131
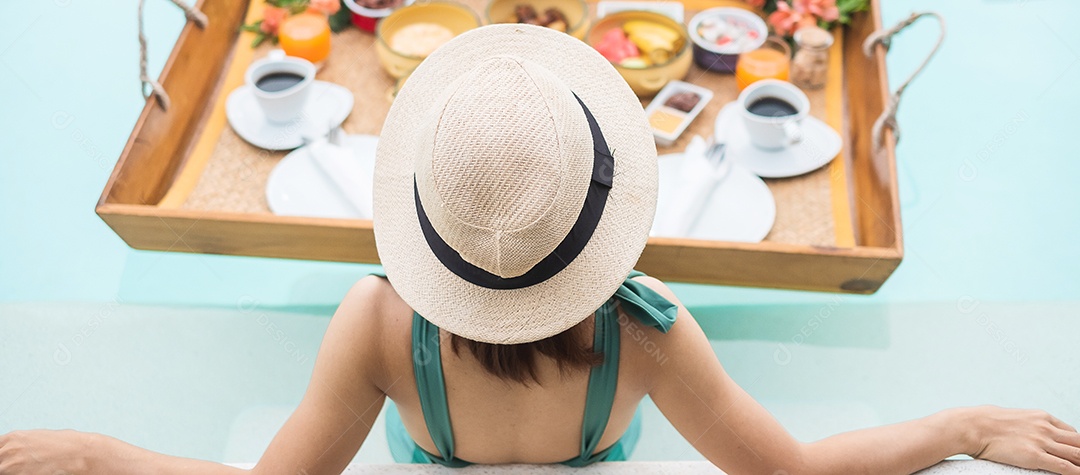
left=688, top=7, right=767, bottom=73
left=643, top=80, right=714, bottom=146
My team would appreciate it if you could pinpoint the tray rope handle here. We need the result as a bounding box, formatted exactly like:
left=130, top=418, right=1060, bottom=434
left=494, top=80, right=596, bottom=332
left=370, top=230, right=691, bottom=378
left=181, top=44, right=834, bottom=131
left=862, top=11, right=946, bottom=151
left=138, top=0, right=208, bottom=111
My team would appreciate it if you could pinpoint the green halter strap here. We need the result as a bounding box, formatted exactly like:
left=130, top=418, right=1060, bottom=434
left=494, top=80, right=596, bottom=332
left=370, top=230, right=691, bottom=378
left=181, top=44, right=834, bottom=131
left=407, top=270, right=677, bottom=466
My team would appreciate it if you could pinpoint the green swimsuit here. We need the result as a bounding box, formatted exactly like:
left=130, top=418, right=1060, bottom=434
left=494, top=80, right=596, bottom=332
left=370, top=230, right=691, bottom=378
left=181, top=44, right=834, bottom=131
left=378, top=270, right=678, bottom=467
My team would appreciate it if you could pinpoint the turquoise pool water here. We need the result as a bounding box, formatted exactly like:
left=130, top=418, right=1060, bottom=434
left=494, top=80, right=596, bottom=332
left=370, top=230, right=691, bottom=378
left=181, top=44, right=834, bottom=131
left=2, top=0, right=1079, bottom=466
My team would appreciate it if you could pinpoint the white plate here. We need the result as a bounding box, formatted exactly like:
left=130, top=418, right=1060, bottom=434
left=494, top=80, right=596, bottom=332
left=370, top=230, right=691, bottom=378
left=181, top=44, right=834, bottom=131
left=653, top=153, right=775, bottom=242
left=713, top=104, right=842, bottom=178
left=265, top=134, right=378, bottom=219
left=227, top=80, right=354, bottom=151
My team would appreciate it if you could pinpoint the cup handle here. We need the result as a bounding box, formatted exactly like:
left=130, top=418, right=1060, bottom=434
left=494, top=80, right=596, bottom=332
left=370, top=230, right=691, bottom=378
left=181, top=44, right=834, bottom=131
left=782, top=120, right=803, bottom=145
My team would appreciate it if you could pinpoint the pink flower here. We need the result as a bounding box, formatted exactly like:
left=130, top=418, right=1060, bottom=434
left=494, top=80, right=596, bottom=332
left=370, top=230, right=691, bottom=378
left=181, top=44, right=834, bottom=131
left=764, top=0, right=820, bottom=36
left=745, top=0, right=766, bottom=8
left=794, top=0, right=839, bottom=22
left=308, top=0, right=341, bottom=15
left=766, top=1, right=803, bottom=36
left=261, top=5, right=288, bottom=34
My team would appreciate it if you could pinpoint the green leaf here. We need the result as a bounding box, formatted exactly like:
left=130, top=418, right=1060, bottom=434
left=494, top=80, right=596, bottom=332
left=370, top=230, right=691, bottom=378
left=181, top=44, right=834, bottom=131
left=241, top=20, right=262, bottom=33
left=251, top=32, right=268, bottom=48
left=329, top=1, right=352, bottom=32
left=831, top=0, right=868, bottom=25
left=838, top=0, right=869, bottom=15
left=268, top=0, right=305, bottom=8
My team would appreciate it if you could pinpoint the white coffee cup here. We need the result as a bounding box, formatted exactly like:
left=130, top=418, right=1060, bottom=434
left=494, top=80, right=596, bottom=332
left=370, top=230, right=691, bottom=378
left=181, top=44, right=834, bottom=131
left=245, top=50, right=316, bottom=124
left=737, top=79, right=810, bottom=150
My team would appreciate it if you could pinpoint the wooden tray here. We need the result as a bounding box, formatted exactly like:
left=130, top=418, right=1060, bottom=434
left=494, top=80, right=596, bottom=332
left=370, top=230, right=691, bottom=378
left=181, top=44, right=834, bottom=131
left=97, top=0, right=901, bottom=293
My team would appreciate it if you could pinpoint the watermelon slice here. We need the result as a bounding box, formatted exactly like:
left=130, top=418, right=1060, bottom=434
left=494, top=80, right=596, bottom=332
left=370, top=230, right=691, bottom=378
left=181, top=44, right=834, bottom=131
left=595, top=28, right=640, bottom=64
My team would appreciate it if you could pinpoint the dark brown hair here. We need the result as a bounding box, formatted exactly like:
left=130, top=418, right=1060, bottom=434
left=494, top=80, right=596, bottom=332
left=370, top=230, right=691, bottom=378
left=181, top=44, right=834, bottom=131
left=449, top=321, right=603, bottom=385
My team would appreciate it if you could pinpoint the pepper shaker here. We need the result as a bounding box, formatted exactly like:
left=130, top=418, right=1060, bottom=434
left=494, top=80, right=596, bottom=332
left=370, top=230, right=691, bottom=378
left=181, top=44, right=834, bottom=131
left=791, top=26, right=833, bottom=90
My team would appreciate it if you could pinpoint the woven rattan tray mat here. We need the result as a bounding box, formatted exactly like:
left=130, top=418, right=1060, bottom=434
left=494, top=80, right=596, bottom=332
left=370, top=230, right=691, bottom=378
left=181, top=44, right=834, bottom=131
left=169, top=0, right=850, bottom=247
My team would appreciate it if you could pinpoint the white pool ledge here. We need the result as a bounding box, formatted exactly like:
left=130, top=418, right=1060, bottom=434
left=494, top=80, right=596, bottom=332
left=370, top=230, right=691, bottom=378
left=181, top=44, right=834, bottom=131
left=229, top=460, right=1039, bottom=473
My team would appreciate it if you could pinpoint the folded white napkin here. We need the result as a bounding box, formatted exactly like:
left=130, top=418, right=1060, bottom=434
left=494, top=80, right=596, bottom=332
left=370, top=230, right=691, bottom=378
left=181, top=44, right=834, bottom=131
left=651, top=135, right=731, bottom=237
left=306, top=131, right=374, bottom=218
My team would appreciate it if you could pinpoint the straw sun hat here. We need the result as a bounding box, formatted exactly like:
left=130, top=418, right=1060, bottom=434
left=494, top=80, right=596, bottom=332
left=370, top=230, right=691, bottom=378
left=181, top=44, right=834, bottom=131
left=373, top=24, right=658, bottom=344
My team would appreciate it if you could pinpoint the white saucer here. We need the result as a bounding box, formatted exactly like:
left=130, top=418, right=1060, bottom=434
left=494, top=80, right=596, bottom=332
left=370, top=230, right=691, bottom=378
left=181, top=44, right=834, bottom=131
left=265, top=134, right=377, bottom=219
left=226, top=80, right=354, bottom=151
left=713, top=104, right=842, bottom=178
left=653, top=153, right=776, bottom=242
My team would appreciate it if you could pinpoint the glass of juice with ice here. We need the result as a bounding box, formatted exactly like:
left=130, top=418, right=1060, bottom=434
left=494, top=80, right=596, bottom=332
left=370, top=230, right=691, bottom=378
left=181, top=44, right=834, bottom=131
left=735, top=36, right=791, bottom=91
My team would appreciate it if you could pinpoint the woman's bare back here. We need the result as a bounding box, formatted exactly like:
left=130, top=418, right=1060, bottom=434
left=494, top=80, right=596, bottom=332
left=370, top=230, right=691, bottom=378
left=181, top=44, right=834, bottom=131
left=373, top=275, right=659, bottom=464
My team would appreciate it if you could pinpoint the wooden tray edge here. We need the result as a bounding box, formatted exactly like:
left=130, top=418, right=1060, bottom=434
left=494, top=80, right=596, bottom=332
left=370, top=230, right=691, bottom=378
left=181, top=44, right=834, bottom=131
left=95, top=0, right=903, bottom=294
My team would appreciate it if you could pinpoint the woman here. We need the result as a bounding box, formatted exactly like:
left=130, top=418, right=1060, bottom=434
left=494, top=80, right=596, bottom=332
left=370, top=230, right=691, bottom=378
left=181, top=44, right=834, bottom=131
left=1, top=24, right=1078, bottom=475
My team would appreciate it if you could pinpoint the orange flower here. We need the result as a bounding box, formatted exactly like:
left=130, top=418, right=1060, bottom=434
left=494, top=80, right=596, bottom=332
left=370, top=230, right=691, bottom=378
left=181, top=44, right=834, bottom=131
left=261, top=5, right=288, bottom=34
left=308, top=0, right=341, bottom=15
left=794, top=0, right=839, bottom=22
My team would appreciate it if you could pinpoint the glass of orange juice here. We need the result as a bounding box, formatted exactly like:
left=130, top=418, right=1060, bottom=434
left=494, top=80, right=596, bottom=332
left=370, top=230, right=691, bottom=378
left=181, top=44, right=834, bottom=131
left=279, top=12, right=332, bottom=66
left=735, top=36, right=791, bottom=91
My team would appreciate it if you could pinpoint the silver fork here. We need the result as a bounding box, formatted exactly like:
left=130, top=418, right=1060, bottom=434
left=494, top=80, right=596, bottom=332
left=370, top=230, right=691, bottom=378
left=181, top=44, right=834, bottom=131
left=676, top=140, right=731, bottom=236
left=705, top=141, right=727, bottom=167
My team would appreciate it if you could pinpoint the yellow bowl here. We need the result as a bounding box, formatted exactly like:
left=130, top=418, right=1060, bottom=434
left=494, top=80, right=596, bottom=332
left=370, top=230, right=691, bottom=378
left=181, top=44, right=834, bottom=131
left=375, top=1, right=481, bottom=79
left=485, top=0, right=589, bottom=40
left=586, top=11, right=692, bottom=97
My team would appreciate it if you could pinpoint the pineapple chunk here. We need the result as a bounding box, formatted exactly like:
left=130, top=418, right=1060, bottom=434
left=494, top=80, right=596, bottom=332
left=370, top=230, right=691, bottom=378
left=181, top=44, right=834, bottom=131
left=619, top=56, right=652, bottom=68
left=623, top=20, right=680, bottom=44
left=623, top=20, right=680, bottom=64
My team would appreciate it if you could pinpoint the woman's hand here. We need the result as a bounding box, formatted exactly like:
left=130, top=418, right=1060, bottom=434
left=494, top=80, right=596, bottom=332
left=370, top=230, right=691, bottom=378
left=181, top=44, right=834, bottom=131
left=0, top=429, right=98, bottom=474
left=966, top=406, right=1080, bottom=475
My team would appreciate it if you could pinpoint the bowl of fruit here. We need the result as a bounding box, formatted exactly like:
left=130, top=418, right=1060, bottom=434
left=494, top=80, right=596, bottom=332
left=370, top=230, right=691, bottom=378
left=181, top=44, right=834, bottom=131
left=587, top=10, right=691, bottom=97
left=486, top=0, right=589, bottom=39
left=687, top=7, right=767, bottom=73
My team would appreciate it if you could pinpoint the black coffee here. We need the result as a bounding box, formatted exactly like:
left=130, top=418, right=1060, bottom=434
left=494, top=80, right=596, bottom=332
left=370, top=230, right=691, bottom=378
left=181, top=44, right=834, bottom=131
left=747, top=97, right=798, bottom=117
left=255, top=72, right=305, bottom=93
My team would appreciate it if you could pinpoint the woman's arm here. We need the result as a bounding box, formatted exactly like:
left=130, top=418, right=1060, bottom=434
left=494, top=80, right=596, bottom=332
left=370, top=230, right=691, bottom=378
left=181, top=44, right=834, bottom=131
left=0, top=429, right=247, bottom=475
left=801, top=405, right=1080, bottom=474
left=637, top=276, right=1080, bottom=475
left=0, top=276, right=391, bottom=475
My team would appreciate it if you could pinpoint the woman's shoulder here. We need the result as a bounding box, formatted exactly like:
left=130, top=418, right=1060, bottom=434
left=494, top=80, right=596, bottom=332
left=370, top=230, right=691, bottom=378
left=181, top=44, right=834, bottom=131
left=328, top=275, right=414, bottom=386
left=344, top=273, right=413, bottom=310
left=628, top=274, right=705, bottom=339
left=629, top=274, right=682, bottom=307
left=617, top=274, right=695, bottom=376
left=626, top=274, right=674, bottom=305
left=338, top=275, right=416, bottom=332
